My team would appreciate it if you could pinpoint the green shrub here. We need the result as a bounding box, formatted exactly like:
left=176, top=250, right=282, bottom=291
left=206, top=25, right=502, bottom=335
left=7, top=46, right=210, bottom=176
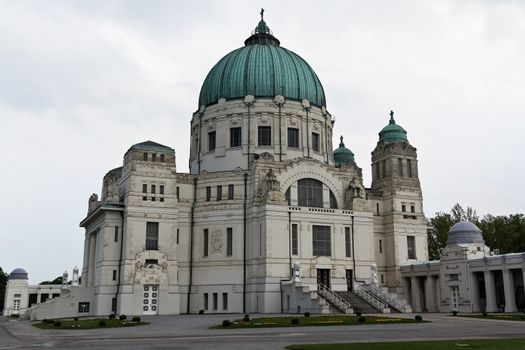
left=119, top=314, right=127, bottom=320
left=355, top=310, right=362, bottom=317
left=291, top=318, right=299, bottom=325
left=198, top=309, right=204, bottom=315
left=222, top=320, right=232, bottom=327
left=109, top=314, right=116, bottom=319
left=132, top=316, right=141, bottom=322
left=99, top=320, right=106, bottom=327
left=243, top=314, right=250, bottom=322
left=42, top=319, right=49, bottom=324
left=452, top=311, right=458, bottom=316
left=358, top=316, right=366, bottom=323
left=53, top=321, right=61, bottom=327
left=482, top=312, right=488, bottom=317
left=304, top=312, right=310, bottom=317
left=415, top=315, right=423, bottom=321
left=73, top=317, right=79, bottom=321
left=10, top=314, right=19, bottom=319
left=520, top=315, right=525, bottom=320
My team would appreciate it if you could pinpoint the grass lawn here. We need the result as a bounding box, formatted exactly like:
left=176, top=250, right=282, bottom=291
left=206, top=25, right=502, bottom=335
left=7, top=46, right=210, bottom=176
left=33, top=318, right=148, bottom=330
left=286, top=338, right=525, bottom=350
left=459, top=313, right=525, bottom=322
left=213, top=315, right=423, bottom=329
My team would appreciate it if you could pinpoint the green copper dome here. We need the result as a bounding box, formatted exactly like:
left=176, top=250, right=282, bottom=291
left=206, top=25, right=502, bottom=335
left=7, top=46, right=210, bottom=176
left=198, top=13, right=326, bottom=108
left=379, top=111, right=408, bottom=144
left=333, top=136, right=355, bottom=165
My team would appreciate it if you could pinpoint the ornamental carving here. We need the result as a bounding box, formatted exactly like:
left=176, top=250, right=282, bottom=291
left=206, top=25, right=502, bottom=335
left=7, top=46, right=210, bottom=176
left=211, top=230, right=223, bottom=253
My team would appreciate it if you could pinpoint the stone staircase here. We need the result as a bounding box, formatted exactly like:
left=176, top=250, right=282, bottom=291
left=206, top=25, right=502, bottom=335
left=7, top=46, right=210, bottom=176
left=317, top=284, right=353, bottom=314
left=359, top=285, right=411, bottom=313
left=336, top=291, right=381, bottom=314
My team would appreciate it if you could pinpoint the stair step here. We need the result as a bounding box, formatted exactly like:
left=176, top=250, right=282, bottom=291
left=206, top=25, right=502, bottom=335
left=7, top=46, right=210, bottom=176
left=335, top=291, right=380, bottom=314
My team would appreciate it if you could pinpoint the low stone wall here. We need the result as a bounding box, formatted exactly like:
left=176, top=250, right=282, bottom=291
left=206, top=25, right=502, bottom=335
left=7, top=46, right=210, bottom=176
left=29, top=287, right=94, bottom=320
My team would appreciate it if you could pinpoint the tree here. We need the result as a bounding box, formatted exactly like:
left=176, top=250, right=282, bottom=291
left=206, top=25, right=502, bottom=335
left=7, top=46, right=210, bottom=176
left=0, top=267, right=9, bottom=311
left=39, top=276, right=63, bottom=285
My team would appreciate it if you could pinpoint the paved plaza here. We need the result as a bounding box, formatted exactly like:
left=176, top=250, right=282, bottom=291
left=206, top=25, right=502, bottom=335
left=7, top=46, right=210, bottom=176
left=1, top=314, right=525, bottom=349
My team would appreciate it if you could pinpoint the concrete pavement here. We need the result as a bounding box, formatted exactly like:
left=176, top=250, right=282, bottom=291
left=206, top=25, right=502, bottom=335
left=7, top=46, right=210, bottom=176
left=1, top=314, right=524, bottom=349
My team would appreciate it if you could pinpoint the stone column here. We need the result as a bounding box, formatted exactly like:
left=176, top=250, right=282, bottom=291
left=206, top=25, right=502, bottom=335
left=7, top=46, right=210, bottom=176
left=403, top=277, right=411, bottom=305
left=484, top=270, right=497, bottom=312
left=425, top=276, right=436, bottom=312
left=470, top=272, right=480, bottom=312
left=502, top=269, right=517, bottom=313
left=411, top=276, right=422, bottom=312
left=87, top=234, right=96, bottom=287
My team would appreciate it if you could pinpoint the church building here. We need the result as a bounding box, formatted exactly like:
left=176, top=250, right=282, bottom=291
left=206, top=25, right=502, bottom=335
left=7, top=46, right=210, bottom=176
left=8, top=13, right=434, bottom=319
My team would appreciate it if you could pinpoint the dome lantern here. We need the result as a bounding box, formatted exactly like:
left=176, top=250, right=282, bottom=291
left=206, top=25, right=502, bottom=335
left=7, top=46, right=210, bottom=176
left=333, top=135, right=355, bottom=166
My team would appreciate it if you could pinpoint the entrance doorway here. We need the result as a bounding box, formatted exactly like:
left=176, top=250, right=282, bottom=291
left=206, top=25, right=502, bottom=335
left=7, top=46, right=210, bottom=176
left=346, top=269, right=353, bottom=291
left=451, top=286, right=459, bottom=311
left=143, top=284, right=159, bottom=315
left=317, top=269, right=331, bottom=289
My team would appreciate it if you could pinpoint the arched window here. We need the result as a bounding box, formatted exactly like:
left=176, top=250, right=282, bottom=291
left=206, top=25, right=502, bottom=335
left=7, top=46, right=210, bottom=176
left=285, top=178, right=338, bottom=208
left=298, top=178, right=323, bottom=207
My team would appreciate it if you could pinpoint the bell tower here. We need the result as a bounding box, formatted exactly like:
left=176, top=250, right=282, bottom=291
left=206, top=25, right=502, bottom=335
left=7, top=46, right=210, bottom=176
left=368, top=111, right=427, bottom=291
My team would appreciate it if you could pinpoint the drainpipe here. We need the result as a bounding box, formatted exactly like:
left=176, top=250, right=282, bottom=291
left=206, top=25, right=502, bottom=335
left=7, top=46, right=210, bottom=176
left=247, top=104, right=251, bottom=170
left=187, top=177, right=198, bottom=313
left=323, top=113, right=329, bottom=164
left=351, top=214, right=367, bottom=287
left=278, top=104, right=283, bottom=162
left=114, top=211, right=125, bottom=314
left=243, top=173, right=248, bottom=313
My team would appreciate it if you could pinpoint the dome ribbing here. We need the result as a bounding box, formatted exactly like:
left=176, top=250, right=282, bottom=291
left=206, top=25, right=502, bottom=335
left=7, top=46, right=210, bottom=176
left=198, top=14, right=326, bottom=108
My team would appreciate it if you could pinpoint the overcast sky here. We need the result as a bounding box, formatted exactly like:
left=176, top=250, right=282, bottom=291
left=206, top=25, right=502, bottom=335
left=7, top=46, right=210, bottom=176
left=1, top=1, right=524, bottom=283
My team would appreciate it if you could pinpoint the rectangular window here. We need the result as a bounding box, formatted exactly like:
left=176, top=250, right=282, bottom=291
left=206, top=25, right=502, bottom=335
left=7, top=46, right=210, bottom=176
left=142, top=184, right=147, bottom=193
left=176, top=229, right=179, bottom=244
left=291, top=224, right=298, bottom=255
left=216, top=185, right=222, bottom=201
left=143, top=153, right=148, bottom=161
left=208, top=131, right=216, bottom=151
left=114, top=226, right=118, bottom=243
left=222, top=293, right=228, bottom=310
left=407, top=235, right=416, bottom=259
left=228, top=184, right=234, bottom=200
left=376, top=203, right=380, bottom=215
left=143, top=196, right=147, bottom=201
left=204, top=293, right=209, bottom=310
left=398, top=158, right=403, bottom=177
left=258, top=126, right=271, bottom=146
left=206, top=186, right=211, bottom=201
left=146, top=222, right=159, bottom=250
left=312, top=132, right=320, bottom=152
left=203, top=229, right=209, bottom=257
left=176, top=186, right=180, bottom=200
left=160, top=197, right=164, bottom=202
left=379, top=239, right=383, bottom=253
left=375, top=163, right=380, bottom=179
left=227, top=227, right=233, bottom=256
left=112, top=270, right=117, bottom=281
left=160, top=154, right=165, bottom=162
left=407, top=159, right=413, bottom=177
left=402, top=204, right=406, bottom=212
left=213, top=293, right=218, bottom=310
left=382, top=160, right=386, bottom=178
left=151, top=184, right=156, bottom=194
left=411, top=205, right=415, bottom=213
left=145, top=259, right=158, bottom=265
left=159, top=185, right=164, bottom=195
left=151, top=196, right=156, bottom=201
left=230, top=127, right=242, bottom=147
left=288, top=128, right=299, bottom=148
left=152, top=153, right=157, bottom=162
left=345, top=227, right=352, bottom=258
left=41, top=294, right=49, bottom=303
left=112, top=298, right=117, bottom=312
left=312, top=225, right=331, bottom=256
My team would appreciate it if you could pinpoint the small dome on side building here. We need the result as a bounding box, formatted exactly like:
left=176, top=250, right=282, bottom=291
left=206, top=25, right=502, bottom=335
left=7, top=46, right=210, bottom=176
left=447, top=221, right=484, bottom=245
left=9, top=268, right=28, bottom=280
left=333, top=136, right=355, bottom=166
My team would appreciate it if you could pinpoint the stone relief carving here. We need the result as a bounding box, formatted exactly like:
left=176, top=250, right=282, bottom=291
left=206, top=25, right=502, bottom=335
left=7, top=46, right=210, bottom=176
left=211, top=230, right=223, bottom=253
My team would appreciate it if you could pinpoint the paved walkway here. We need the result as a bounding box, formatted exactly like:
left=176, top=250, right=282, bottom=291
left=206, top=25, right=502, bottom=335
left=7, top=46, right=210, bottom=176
left=1, top=314, right=524, bottom=349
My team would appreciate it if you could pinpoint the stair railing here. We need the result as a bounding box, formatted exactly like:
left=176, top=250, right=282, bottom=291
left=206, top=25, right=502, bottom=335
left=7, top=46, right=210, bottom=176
left=354, top=285, right=390, bottom=313
left=317, top=284, right=353, bottom=314
left=360, top=284, right=405, bottom=312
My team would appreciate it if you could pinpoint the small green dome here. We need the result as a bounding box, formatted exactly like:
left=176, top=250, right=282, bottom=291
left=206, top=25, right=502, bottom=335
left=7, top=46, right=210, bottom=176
left=198, top=13, right=326, bottom=108
left=379, top=111, right=408, bottom=144
left=333, top=136, right=355, bottom=165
